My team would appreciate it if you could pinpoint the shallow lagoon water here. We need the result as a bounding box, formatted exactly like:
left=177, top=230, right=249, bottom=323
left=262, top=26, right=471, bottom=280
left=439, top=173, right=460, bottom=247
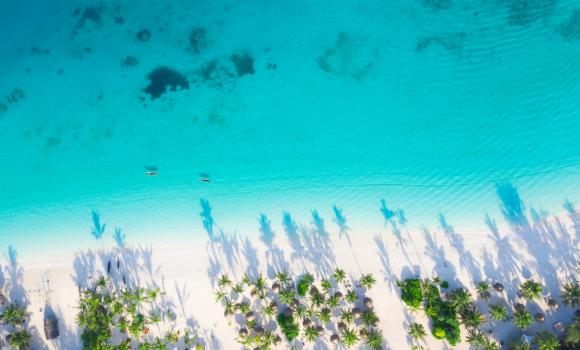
left=1, top=0, right=579, bottom=258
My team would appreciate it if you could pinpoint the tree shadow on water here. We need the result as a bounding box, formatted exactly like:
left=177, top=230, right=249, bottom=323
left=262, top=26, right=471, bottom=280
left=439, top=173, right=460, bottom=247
left=564, top=199, right=580, bottom=249
left=311, top=210, right=328, bottom=238
left=200, top=198, right=215, bottom=241
left=496, top=182, right=528, bottom=230
left=332, top=205, right=349, bottom=238
left=258, top=213, right=275, bottom=247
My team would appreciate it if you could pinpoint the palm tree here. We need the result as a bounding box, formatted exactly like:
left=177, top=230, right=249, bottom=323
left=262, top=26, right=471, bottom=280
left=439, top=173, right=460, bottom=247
left=253, top=274, right=268, bottom=297
left=466, top=328, right=486, bottom=348
left=217, top=274, right=232, bottom=289
left=183, top=328, right=198, bottom=348
left=237, top=301, right=251, bottom=314
left=7, top=330, right=31, bottom=350
left=346, top=290, right=358, bottom=303
left=519, top=279, right=543, bottom=300
left=488, top=303, right=509, bottom=321
left=241, top=274, right=251, bottom=286
left=326, top=295, right=340, bottom=309
left=303, top=325, right=320, bottom=342
left=214, top=290, right=226, bottom=303
left=533, top=331, right=559, bottom=350
left=476, top=281, right=491, bottom=301
left=275, top=271, right=291, bottom=286
left=0, top=302, right=28, bottom=327
left=408, top=322, right=426, bottom=344
left=310, top=291, right=326, bottom=308
left=262, top=302, right=277, bottom=319
left=317, top=307, right=332, bottom=324
left=164, top=330, right=180, bottom=344
left=565, top=315, right=580, bottom=346
left=340, top=309, right=355, bottom=325
left=360, top=309, right=379, bottom=327
left=460, top=305, right=484, bottom=329
left=560, top=282, right=580, bottom=307
left=365, top=329, right=384, bottom=350
left=333, top=268, right=346, bottom=284
left=512, top=308, right=533, bottom=330
left=148, top=311, right=161, bottom=324
left=449, top=288, right=473, bottom=311
left=340, top=327, right=359, bottom=348
left=360, top=274, right=376, bottom=290
left=321, top=279, right=332, bottom=293
left=509, top=339, right=532, bottom=350
left=483, top=337, right=500, bottom=350
left=279, top=289, right=296, bottom=305
left=149, top=337, right=167, bottom=350
left=232, top=283, right=244, bottom=294
left=258, top=330, right=277, bottom=348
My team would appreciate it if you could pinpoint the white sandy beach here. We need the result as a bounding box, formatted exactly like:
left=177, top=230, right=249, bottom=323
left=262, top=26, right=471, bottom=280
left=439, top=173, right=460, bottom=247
left=5, top=203, right=578, bottom=349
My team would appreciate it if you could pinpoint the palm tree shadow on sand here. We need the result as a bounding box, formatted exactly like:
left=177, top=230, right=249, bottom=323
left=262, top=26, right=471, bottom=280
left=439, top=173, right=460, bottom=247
left=258, top=213, right=288, bottom=278
left=438, top=213, right=482, bottom=283
left=497, top=183, right=576, bottom=294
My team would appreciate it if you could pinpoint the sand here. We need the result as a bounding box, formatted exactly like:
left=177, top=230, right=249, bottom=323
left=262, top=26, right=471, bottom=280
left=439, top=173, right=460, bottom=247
left=5, top=204, right=578, bottom=349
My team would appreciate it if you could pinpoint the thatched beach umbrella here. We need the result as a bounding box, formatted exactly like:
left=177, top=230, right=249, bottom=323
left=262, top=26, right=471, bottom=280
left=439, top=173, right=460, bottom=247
left=238, top=328, right=248, bottom=338
left=245, top=311, right=255, bottom=322
left=493, top=283, right=504, bottom=292
left=534, top=312, right=545, bottom=322
left=330, top=333, right=340, bottom=344
left=254, top=326, right=264, bottom=335
left=271, top=282, right=280, bottom=294
left=548, top=299, right=558, bottom=309
left=363, top=297, right=373, bottom=308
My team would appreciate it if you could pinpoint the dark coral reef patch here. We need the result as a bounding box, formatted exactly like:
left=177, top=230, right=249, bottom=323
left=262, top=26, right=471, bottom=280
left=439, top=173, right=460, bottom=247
left=189, top=27, right=209, bottom=54
left=143, top=67, right=189, bottom=100
left=560, top=9, right=580, bottom=41
left=230, top=53, right=255, bottom=77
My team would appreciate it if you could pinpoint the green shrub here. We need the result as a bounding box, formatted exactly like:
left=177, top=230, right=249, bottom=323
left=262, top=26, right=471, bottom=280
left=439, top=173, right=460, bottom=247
left=433, top=326, right=446, bottom=339
left=431, top=300, right=461, bottom=346
left=398, top=279, right=423, bottom=309
left=440, top=281, right=449, bottom=289
left=277, top=312, right=300, bottom=341
left=297, top=274, right=314, bottom=296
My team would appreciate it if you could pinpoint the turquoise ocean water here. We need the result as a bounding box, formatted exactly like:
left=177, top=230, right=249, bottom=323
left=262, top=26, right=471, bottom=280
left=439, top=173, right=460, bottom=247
left=1, top=0, right=579, bottom=258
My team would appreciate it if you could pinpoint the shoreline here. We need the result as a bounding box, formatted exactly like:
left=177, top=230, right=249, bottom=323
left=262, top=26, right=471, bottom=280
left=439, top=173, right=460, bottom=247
left=5, top=203, right=578, bottom=349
